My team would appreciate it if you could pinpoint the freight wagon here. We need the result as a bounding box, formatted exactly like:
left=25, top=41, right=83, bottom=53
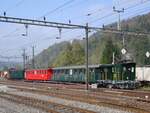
left=136, top=66, right=150, bottom=86
left=136, top=66, right=150, bottom=81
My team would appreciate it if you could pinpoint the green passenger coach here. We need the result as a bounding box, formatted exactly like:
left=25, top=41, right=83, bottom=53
left=52, top=65, right=101, bottom=83
left=52, top=62, right=136, bottom=84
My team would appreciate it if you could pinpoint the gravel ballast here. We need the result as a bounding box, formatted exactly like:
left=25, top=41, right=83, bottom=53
left=0, top=97, right=47, bottom=113
left=9, top=90, right=133, bottom=113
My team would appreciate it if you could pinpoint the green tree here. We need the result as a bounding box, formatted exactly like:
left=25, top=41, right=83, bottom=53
left=52, top=43, right=73, bottom=66
left=100, top=38, right=120, bottom=64
left=132, top=37, right=150, bottom=65
left=72, top=40, right=85, bottom=65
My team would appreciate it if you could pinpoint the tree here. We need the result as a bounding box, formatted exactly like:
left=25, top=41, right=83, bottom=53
left=132, top=37, right=150, bottom=65
left=52, top=42, right=73, bottom=66
left=72, top=40, right=85, bottom=65
left=100, top=38, right=120, bottom=64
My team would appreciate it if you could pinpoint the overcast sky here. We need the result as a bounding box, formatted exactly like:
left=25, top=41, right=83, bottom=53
left=0, top=0, right=150, bottom=62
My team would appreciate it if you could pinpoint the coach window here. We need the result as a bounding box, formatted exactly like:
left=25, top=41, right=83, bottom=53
left=123, top=67, right=126, bottom=71
left=64, top=70, right=66, bottom=74
left=55, top=70, right=58, bottom=74
left=131, top=67, right=134, bottom=72
left=74, top=69, right=77, bottom=75
left=57, top=70, right=60, bottom=74
left=79, top=69, right=82, bottom=75
left=62, top=70, right=65, bottom=74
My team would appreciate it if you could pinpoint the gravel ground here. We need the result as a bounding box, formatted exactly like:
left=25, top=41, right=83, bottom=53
left=0, top=97, right=47, bottom=113
left=9, top=90, right=133, bottom=113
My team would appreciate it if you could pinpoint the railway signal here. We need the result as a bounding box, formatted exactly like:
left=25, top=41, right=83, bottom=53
left=146, top=51, right=150, bottom=58
left=121, top=48, right=127, bottom=55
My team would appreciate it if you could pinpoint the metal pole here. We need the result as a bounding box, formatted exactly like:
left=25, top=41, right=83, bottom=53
left=23, top=49, right=26, bottom=70
left=123, top=33, right=125, bottom=46
left=85, top=23, right=89, bottom=90
left=118, top=13, right=121, bottom=30
left=32, top=46, right=35, bottom=69
left=113, top=7, right=124, bottom=31
left=112, top=52, right=115, bottom=64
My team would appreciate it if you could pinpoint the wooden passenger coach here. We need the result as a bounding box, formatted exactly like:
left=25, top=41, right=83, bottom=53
left=52, top=62, right=138, bottom=89
left=52, top=63, right=136, bottom=82
left=25, top=68, right=53, bottom=80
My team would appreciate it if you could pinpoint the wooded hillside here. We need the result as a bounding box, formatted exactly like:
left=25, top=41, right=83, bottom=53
left=34, top=13, right=150, bottom=68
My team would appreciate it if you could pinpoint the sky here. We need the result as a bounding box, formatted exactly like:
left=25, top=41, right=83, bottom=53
left=0, top=0, right=150, bottom=62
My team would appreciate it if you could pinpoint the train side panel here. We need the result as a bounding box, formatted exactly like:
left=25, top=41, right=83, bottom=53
left=136, top=66, right=150, bottom=81
left=25, top=68, right=53, bottom=81
left=9, top=70, right=24, bottom=79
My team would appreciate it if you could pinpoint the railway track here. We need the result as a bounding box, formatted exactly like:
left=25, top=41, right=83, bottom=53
left=13, top=86, right=150, bottom=113
left=1, top=80, right=150, bottom=99
left=0, top=92, right=95, bottom=113
left=0, top=80, right=150, bottom=113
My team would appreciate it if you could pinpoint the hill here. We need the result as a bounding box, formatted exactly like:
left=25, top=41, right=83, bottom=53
left=34, top=13, right=150, bottom=68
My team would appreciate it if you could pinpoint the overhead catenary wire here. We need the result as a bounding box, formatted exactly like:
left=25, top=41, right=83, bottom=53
left=0, top=0, right=150, bottom=57
left=0, top=0, right=26, bottom=38
left=88, top=0, right=150, bottom=25
left=124, top=0, right=150, bottom=10
left=1, top=15, right=150, bottom=37
left=34, top=1, right=147, bottom=42
left=0, top=5, right=149, bottom=51
left=30, top=0, right=149, bottom=46
left=0, top=28, right=20, bottom=38
left=2, top=0, right=25, bottom=14
left=0, top=0, right=76, bottom=55
left=0, top=0, right=76, bottom=40
left=1, top=0, right=148, bottom=40
left=39, top=0, right=75, bottom=19
left=0, top=0, right=144, bottom=41
left=104, top=6, right=150, bottom=28
left=122, top=6, right=150, bottom=22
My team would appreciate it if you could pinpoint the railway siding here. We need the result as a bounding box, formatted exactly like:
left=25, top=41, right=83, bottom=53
left=0, top=80, right=150, bottom=113
left=0, top=86, right=132, bottom=113
left=0, top=97, right=48, bottom=113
